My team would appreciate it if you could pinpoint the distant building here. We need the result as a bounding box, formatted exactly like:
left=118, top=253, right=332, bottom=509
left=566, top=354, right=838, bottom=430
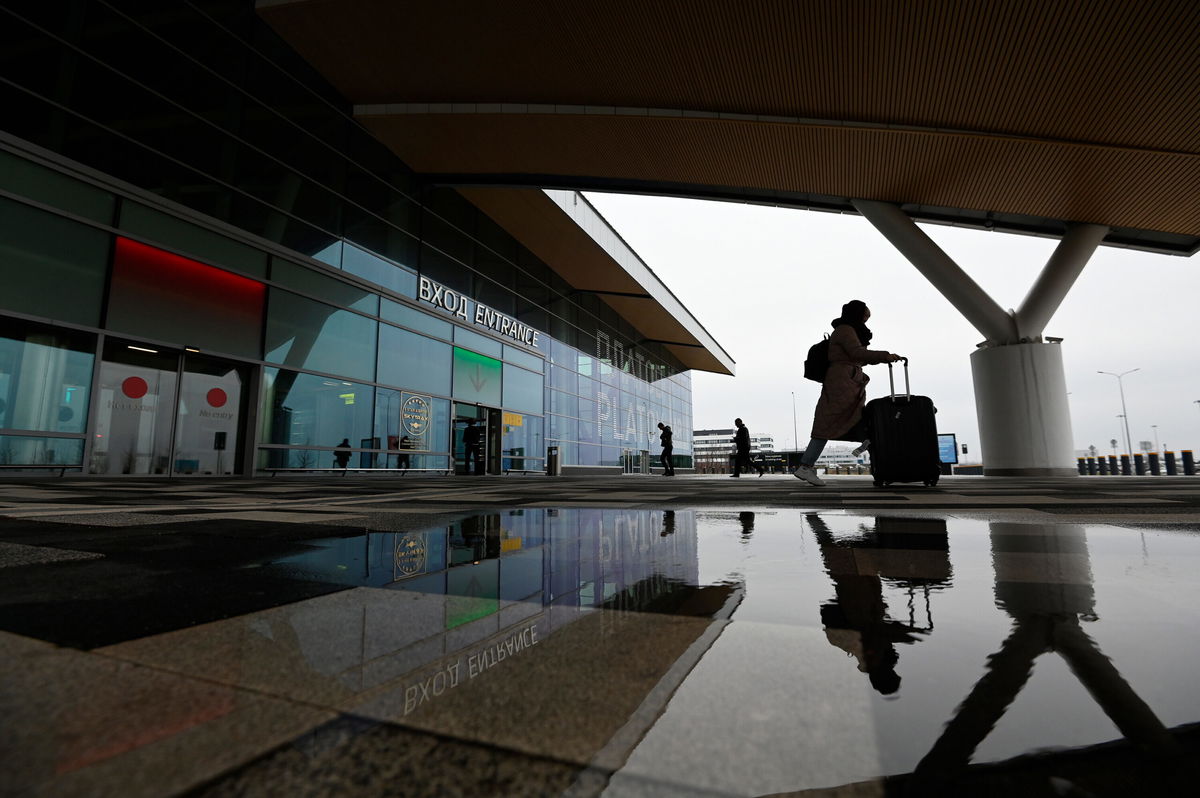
left=692, top=428, right=775, bottom=474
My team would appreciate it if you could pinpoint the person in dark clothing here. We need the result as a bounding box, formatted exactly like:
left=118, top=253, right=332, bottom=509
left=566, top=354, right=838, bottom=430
left=462, top=420, right=483, bottom=475
left=333, top=439, right=351, bottom=469
left=731, top=418, right=764, bottom=477
left=795, top=300, right=901, bottom=487
left=397, top=435, right=411, bottom=469
left=657, top=421, right=675, bottom=476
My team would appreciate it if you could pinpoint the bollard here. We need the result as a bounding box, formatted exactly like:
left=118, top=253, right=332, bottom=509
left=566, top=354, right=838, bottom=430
left=1121, top=454, right=1132, bottom=475
left=1077, top=457, right=1087, bottom=475
left=1165, top=451, right=1177, bottom=476
left=1086, top=456, right=1097, bottom=475
left=1148, top=452, right=1160, bottom=476
left=1108, top=455, right=1120, bottom=474
left=1184, top=450, right=1195, bottom=476
left=1134, top=453, right=1146, bottom=475
left=1097, top=457, right=1108, bottom=475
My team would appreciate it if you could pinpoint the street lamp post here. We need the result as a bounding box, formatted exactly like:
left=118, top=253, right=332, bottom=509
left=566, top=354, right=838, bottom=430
left=1098, top=369, right=1138, bottom=456
left=1152, top=425, right=1160, bottom=454
left=791, top=391, right=798, bottom=452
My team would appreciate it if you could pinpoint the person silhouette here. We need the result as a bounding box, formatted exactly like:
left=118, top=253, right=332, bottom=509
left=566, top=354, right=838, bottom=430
left=656, top=422, right=675, bottom=476
left=731, top=418, right=764, bottom=477
left=462, top=420, right=483, bottom=475
left=333, top=439, right=351, bottom=468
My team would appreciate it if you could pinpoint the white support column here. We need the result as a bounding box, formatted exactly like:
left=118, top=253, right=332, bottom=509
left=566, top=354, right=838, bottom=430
left=852, top=199, right=1016, bottom=344
left=1014, top=223, right=1109, bottom=339
left=852, top=200, right=1106, bottom=477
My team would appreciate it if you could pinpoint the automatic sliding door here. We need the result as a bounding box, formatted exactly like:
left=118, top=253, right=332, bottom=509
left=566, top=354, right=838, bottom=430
left=92, top=342, right=178, bottom=475
left=173, top=355, right=246, bottom=475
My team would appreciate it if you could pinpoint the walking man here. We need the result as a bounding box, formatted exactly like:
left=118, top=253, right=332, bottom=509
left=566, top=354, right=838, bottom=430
left=732, top=418, right=765, bottom=477
left=657, top=421, right=675, bottom=476
left=463, top=419, right=483, bottom=475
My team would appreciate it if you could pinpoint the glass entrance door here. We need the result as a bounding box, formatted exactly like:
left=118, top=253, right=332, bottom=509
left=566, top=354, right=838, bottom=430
left=453, top=402, right=491, bottom=475
left=173, top=354, right=246, bottom=475
left=91, top=340, right=247, bottom=476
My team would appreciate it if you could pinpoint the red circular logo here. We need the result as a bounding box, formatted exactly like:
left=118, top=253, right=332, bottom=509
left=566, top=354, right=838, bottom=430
left=122, top=377, right=148, bottom=399
left=206, top=388, right=228, bottom=408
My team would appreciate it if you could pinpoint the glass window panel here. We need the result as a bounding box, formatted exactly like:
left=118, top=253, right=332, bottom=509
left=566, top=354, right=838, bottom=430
left=549, top=364, right=577, bottom=393
left=502, top=415, right=543, bottom=471
left=271, top=258, right=378, bottom=314
left=259, top=368, right=375, bottom=455
left=120, top=202, right=267, bottom=279
left=380, top=298, right=451, bottom=339
left=92, top=345, right=178, bottom=475
left=547, top=415, right=577, bottom=442
left=0, top=198, right=109, bottom=326
left=601, top=446, right=622, bottom=467
left=377, top=324, right=452, bottom=395
left=0, top=319, right=95, bottom=434
left=376, top=391, right=450, bottom=455
left=452, top=347, right=502, bottom=406
left=108, top=238, right=265, bottom=359
left=0, top=151, right=115, bottom=223
left=265, top=289, right=377, bottom=382
left=453, top=327, right=503, bottom=358
left=578, top=443, right=602, bottom=466
left=549, top=390, right=578, bottom=418
left=503, top=345, right=543, bottom=373
left=503, top=364, right=543, bottom=414
left=0, top=435, right=83, bottom=468
left=343, top=243, right=418, bottom=298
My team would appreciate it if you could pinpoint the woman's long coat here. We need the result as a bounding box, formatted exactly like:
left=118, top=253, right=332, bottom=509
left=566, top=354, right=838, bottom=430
left=811, top=324, right=892, bottom=440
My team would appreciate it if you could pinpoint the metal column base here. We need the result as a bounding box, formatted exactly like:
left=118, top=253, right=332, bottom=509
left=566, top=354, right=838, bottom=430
left=971, top=342, right=1078, bottom=477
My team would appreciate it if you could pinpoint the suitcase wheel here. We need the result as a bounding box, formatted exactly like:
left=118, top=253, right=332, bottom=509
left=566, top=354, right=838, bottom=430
left=873, top=479, right=886, bottom=488
left=924, top=476, right=939, bottom=487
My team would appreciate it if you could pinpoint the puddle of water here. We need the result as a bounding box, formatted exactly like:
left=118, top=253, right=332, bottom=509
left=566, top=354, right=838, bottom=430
left=252, top=508, right=1197, bottom=795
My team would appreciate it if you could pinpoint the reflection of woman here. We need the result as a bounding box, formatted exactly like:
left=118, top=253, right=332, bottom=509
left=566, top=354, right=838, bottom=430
left=808, top=514, right=921, bottom=695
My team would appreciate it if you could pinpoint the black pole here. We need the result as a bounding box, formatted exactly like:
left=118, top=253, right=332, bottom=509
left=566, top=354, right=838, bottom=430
left=1121, top=454, right=1132, bottom=475
left=1165, top=451, right=1177, bottom=476
left=1097, top=456, right=1108, bottom=475
left=1108, top=455, right=1120, bottom=474
left=1183, top=450, right=1195, bottom=476
left=1077, top=457, right=1087, bottom=475
left=1086, top=457, right=1097, bottom=475
left=1148, top=452, right=1160, bottom=476
left=1134, top=453, right=1146, bottom=475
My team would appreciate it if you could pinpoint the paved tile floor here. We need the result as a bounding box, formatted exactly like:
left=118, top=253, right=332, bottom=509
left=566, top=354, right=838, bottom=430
left=1, top=475, right=1197, bottom=796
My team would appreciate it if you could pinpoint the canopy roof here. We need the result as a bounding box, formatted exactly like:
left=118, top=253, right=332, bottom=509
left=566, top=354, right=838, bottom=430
left=259, top=0, right=1200, bottom=370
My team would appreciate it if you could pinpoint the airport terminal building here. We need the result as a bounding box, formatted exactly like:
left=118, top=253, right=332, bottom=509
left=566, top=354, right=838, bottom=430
left=0, top=1, right=732, bottom=477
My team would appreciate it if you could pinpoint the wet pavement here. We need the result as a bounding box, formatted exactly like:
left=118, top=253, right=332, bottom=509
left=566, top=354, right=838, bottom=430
left=1, top=476, right=1198, bottom=796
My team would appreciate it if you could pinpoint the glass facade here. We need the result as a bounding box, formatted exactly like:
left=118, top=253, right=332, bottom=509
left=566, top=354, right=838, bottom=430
left=0, top=0, right=697, bottom=475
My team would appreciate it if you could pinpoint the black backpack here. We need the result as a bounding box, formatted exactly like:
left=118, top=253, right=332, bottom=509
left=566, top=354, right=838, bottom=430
left=803, top=336, right=831, bottom=383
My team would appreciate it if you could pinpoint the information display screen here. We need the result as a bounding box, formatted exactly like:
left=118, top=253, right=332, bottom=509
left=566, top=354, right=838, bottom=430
left=937, top=433, right=959, bottom=464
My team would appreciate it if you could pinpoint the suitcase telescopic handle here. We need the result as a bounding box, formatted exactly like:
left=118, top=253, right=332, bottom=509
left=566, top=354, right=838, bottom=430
left=887, top=357, right=911, bottom=400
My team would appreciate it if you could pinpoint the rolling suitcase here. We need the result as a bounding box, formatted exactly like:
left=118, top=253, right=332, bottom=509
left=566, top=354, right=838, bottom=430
left=865, top=358, right=941, bottom=487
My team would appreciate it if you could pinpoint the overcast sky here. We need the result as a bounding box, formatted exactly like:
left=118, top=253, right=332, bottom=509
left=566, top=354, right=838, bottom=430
left=585, top=192, right=1200, bottom=460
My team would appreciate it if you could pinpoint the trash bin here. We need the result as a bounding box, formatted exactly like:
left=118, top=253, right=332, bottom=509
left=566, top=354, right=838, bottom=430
left=546, top=445, right=561, bottom=476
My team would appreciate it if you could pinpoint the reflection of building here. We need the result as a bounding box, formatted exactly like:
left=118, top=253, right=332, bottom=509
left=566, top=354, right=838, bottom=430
left=692, top=428, right=775, bottom=474
left=240, top=509, right=739, bottom=778
left=0, top=4, right=732, bottom=478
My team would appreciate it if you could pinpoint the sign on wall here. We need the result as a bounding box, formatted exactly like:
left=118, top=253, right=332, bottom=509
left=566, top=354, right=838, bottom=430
left=419, top=276, right=541, bottom=349
left=400, top=392, right=432, bottom=452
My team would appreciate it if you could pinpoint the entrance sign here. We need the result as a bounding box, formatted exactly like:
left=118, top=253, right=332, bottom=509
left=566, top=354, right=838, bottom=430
left=401, top=392, right=432, bottom=451
left=419, top=276, right=541, bottom=349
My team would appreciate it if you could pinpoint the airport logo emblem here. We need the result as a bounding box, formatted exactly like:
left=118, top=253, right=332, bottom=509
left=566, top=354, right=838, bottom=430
left=394, top=533, right=427, bottom=579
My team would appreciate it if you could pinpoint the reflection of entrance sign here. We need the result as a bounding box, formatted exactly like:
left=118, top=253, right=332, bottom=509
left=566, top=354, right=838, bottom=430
left=394, top=533, right=427, bottom=580
left=937, top=433, right=959, bottom=464
left=401, top=392, right=432, bottom=451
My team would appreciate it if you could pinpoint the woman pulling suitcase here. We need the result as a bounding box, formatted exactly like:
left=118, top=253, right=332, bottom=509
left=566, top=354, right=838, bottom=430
left=794, top=301, right=902, bottom=486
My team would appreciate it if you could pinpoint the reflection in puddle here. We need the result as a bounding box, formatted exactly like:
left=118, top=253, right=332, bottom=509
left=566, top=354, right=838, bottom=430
left=196, top=510, right=1194, bottom=794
